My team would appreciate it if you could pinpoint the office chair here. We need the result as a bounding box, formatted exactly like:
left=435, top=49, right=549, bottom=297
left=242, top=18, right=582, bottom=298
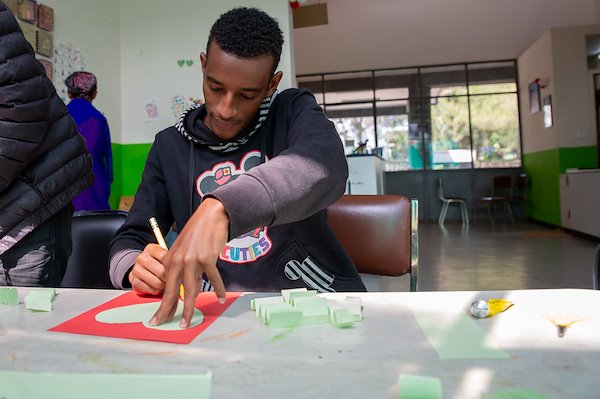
left=327, top=195, right=419, bottom=291
left=593, top=244, right=600, bottom=290
left=475, top=175, right=515, bottom=226
left=61, top=210, right=128, bottom=289
left=435, top=177, right=469, bottom=225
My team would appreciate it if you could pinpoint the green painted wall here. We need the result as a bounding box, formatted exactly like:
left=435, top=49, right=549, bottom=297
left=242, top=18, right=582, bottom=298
left=522, top=145, right=598, bottom=226
left=558, top=146, right=598, bottom=171
left=108, top=143, right=152, bottom=209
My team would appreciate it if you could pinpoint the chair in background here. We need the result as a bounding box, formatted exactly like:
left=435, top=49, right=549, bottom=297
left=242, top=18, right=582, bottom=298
left=327, top=195, right=419, bottom=291
left=593, top=244, right=600, bottom=290
left=435, top=177, right=469, bottom=225
left=511, top=174, right=529, bottom=219
left=61, top=210, right=128, bottom=289
left=475, top=175, right=515, bottom=226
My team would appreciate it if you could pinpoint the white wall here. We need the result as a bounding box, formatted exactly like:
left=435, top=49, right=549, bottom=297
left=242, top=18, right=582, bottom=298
left=517, top=31, right=557, bottom=154
left=41, top=0, right=121, bottom=143
left=552, top=24, right=600, bottom=148
left=119, top=0, right=293, bottom=144
left=518, top=24, right=600, bottom=154
left=38, top=1, right=293, bottom=145
left=293, top=0, right=598, bottom=75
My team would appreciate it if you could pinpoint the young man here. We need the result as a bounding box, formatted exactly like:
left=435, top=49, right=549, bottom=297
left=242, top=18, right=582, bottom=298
left=109, top=7, right=366, bottom=327
left=0, top=2, right=94, bottom=287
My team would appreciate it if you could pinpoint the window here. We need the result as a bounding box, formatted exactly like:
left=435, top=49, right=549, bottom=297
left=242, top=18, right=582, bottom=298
left=298, top=60, right=521, bottom=171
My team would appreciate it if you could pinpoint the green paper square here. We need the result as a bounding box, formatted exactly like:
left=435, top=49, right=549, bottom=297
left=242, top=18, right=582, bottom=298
left=398, top=374, right=443, bottom=399
left=0, top=287, right=19, bottom=305
left=412, top=310, right=510, bottom=360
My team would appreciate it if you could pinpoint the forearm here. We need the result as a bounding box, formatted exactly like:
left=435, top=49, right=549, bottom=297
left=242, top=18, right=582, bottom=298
left=109, top=247, right=140, bottom=289
left=210, top=99, right=348, bottom=238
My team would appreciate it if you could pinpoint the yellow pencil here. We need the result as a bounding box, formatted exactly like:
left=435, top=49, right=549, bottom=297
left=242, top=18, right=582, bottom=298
left=149, top=217, right=168, bottom=250
left=149, top=217, right=185, bottom=299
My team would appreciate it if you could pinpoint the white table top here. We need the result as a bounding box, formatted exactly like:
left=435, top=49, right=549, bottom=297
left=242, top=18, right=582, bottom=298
left=1, top=288, right=599, bottom=398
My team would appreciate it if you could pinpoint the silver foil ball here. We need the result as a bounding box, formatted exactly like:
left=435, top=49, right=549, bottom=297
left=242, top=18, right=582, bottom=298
left=470, top=300, right=489, bottom=318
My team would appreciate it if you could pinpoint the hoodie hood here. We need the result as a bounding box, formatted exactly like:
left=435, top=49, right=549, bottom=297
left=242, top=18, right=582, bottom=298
left=174, top=91, right=277, bottom=153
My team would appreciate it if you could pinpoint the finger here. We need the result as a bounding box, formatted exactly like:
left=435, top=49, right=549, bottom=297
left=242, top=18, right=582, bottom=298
left=203, top=265, right=227, bottom=305
left=149, top=275, right=181, bottom=326
left=132, top=265, right=165, bottom=292
left=180, top=269, right=201, bottom=328
left=147, top=243, right=169, bottom=263
left=131, top=275, right=162, bottom=296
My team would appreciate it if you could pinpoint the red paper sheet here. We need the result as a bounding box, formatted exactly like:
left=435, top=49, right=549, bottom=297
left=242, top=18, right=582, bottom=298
left=49, top=291, right=242, bottom=344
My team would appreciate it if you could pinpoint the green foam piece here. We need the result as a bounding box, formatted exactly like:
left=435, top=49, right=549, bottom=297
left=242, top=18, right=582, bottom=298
left=293, top=296, right=328, bottom=308
left=341, top=296, right=363, bottom=321
left=281, top=287, right=307, bottom=303
left=253, top=296, right=283, bottom=317
left=331, top=308, right=354, bottom=328
left=25, top=289, right=56, bottom=312
left=267, top=307, right=303, bottom=328
left=288, top=290, right=317, bottom=306
left=0, top=287, right=19, bottom=305
left=398, top=374, right=443, bottom=399
left=0, top=370, right=211, bottom=399
left=260, top=302, right=292, bottom=323
left=412, top=309, right=510, bottom=360
left=295, top=297, right=330, bottom=325
left=483, top=388, right=548, bottom=399
left=328, top=298, right=362, bottom=322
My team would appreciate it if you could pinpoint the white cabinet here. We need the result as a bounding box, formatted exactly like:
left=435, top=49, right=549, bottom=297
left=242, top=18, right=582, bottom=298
left=345, top=154, right=385, bottom=195
left=559, top=169, right=600, bottom=238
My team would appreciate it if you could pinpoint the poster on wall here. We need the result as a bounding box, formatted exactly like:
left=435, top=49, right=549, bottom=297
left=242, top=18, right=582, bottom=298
left=18, top=21, right=36, bottom=48
left=543, top=95, right=553, bottom=128
left=18, top=0, right=36, bottom=23
left=36, top=29, right=53, bottom=57
left=144, top=97, right=160, bottom=123
left=529, top=81, right=541, bottom=114
left=36, top=4, right=54, bottom=31
left=53, top=41, right=87, bottom=102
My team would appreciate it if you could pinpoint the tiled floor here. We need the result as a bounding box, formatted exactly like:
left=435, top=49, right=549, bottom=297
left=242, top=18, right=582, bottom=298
left=361, top=221, right=600, bottom=292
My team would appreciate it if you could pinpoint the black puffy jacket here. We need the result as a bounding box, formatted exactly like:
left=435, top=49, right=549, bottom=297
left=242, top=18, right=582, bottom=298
left=0, top=2, right=94, bottom=254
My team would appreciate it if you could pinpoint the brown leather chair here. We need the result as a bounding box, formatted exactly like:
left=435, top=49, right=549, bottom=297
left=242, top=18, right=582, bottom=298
left=327, top=195, right=419, bottom=291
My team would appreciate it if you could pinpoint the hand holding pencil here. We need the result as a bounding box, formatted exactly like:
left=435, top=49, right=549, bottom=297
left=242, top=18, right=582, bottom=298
left=149, top=217, right=184, bottom=299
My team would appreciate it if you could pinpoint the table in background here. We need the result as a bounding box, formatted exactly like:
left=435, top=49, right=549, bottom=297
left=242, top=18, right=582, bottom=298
left=1, top=288, right=599, bottom=398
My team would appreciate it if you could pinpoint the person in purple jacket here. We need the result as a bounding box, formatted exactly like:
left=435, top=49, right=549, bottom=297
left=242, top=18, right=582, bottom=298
left=66, top=71, right=113, bottom=211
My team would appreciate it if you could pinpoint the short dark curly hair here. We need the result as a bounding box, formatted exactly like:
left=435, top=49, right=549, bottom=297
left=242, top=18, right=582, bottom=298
left=207, top=7, right=284, bottom=74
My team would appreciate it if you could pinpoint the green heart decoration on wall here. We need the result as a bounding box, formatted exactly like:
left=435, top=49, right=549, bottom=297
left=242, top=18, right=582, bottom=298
left=177, top=60, right=195, bottom=67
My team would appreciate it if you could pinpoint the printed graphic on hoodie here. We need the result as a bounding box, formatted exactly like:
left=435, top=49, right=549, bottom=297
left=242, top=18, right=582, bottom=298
left=196, top=151, right=273, bottom=264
